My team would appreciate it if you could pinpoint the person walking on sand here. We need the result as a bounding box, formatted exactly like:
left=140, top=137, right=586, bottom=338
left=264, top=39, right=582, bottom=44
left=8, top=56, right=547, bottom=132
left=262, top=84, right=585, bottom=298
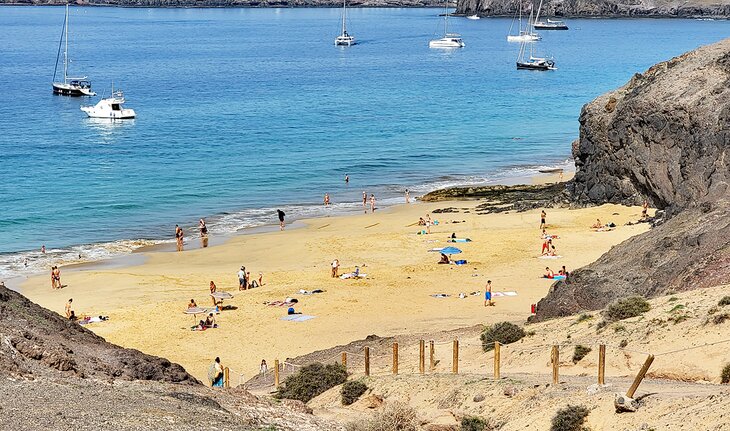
left=210, top=357, right=224, bottom=387
left=238, top=266, right=246, bottom=291
left=484, top=280, right=494, bottom=307
left=405, top=189, right=410, bottom=204
left=540, top=210, right=547, bottom=230
left=370, top=194, right=376, bottom=213
left=277, top=209, right=286, bottom=230
left=331, top=258, right=340, bottom=278
left=65, top=298, right=73, bottom=318
left=642, top=200, right=649, bottom=219
left=324, top=193, right=330, bottom=206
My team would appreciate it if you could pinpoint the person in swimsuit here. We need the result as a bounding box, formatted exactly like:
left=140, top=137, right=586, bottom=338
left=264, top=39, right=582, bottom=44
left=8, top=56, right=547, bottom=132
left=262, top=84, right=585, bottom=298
left=209, top=281, right=217, bottom=294
left=362, top=191, right=367, bottom=209
left=550, top=244, right=557, bottom=256
left=405, top=189, right=410, bottom=204
left=540, top=210, right=546, bottom=230
left=50, top=267, right=56, bottom=289
left=324, top=193, right=330, bottom=206
left=41, top=245, right=46, bottom=254
left=260, top=359, right=268, bottom=375
left=370, top=194, right=376, bottom=213
left=591, top=219, right=603, bottom=229
left=65, top=298, right=73, bottom=318
left=258, top=272, right=263, bottom=286
left=544, top=267, right=554, bottom=278
left=642, top=200, right=649, bottom=219
left=199, top=219, right=208, bottom=236
left=331, top=259, right=340, bottom=278
left=188, top=299, right=197, bottom=309
left=345, top=174, right=349, bottom=184
left=277, top=209, right=285, bottom=230
left=484, top=280, right=493, bottom=307
left=558, top=266, right=568, bottom=277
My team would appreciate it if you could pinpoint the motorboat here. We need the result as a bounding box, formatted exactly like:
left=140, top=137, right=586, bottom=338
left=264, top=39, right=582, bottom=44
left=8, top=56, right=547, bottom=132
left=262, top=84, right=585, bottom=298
left=334, top=0, right=356, bottom=46
left=52, top=4, right=95, bottom=97
left=533, top=19, right=569, bottom=30
left=466, top=14, right=480, bottom=20
left=430, top=1, right=465, bottom=49
left=429, top=34, right=465, bottom=48
left=516, top=39, right=556, bottom=71
left=81, top=89, right=136, bottom=119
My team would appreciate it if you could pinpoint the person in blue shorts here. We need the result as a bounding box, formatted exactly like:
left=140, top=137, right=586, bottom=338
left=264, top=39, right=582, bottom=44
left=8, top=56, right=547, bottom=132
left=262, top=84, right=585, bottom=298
left=484, top=280, right=494, bottom=307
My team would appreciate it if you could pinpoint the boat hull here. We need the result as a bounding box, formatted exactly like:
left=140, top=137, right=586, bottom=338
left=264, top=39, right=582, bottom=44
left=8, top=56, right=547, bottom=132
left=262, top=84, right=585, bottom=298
left=429, top=38, right=465, bottom=48
left=52, top=82, right=95, bottom=97
left=335, top=37, right=356, bottom=46
left=516, top=61, right=555, bottom=71
left=507, top=34, right=541, bottom=42
left=533, top=24, right=568, bottom=30
left=81, top=107, right=136, bottom=119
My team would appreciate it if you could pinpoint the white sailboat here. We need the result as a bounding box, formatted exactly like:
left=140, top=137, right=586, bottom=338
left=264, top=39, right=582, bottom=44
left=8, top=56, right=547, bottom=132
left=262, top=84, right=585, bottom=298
left=429, top=2, right=465, bottom=49
left=52, top=4, right=95, bottom=97
left=334, top=0, right=355, bottom=46
left=516, top=39, right=556, bottom=71
left=532, top=0, right=569, bottom=30
left=80, top=84, right=136, bottom=119
left=506, top=1, right=541, bottom=43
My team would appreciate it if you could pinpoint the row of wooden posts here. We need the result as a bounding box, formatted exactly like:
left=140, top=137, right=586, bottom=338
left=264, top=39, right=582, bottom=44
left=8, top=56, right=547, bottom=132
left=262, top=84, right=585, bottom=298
left=224, top=340, right=654, bottom=398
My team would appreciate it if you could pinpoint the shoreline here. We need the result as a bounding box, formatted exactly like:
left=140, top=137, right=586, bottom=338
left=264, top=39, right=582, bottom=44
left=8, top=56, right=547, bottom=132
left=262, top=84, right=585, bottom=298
left=1, top=161, right=573, bottom=287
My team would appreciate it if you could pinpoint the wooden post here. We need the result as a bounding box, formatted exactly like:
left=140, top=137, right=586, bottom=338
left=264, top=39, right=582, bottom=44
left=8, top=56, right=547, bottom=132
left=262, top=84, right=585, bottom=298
left=364, top=347, right=370, bottom=377
left=341, top=352, right=347, bottom=370
left=551, top=345, right=559, bottom=385
left=429, top=340, right=435, bottom=371
left=224, top=367, right=230, bottom=388
left=598, top=344, right=606, bottom=385
left=626, top=354, right=655, bottom=398
left=274, top=359, right=280, bottom=388
left=494, top=342, right=501, bottom=380
left=392, top=342, right=399, bottom=375
left=452, top=339, right=459, bottom=374
left=419, top=340, right=425, bottom=374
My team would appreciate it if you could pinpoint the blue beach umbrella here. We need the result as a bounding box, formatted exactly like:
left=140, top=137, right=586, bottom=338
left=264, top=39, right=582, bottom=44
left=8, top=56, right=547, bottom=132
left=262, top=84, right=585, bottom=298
left=438, top=246, right=462, bottom=255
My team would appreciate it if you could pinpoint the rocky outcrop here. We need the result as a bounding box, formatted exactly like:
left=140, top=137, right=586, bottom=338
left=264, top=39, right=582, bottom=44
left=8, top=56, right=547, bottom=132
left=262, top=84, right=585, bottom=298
left=0, top=283, right=196, bottom=382
left=457, top=0, right=730, bottom=18
left=532, top=38, right=730, bottom=321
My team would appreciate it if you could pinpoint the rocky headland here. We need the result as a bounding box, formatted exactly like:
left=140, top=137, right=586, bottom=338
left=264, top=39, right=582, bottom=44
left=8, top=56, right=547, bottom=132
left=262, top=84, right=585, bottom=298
left=456, top=0, right=730, bottom=18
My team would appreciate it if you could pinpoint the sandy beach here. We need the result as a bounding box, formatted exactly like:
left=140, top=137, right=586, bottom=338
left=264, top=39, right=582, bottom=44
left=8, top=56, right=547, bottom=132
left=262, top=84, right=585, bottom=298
left=20, top=174, right=653, bottom=383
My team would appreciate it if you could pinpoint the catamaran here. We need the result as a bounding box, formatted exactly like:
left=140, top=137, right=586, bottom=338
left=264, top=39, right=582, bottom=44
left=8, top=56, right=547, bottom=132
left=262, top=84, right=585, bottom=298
left=429, top=2, right=465, bottom=48
left=532, top=0, right=568, bottom=30
left=507, top=1, right=541, bottom=42
left=334, top=0, right=355, bottom=46
left=52, top=4, right=95, bottom=97
left=516, top=39, right=556, bottom=71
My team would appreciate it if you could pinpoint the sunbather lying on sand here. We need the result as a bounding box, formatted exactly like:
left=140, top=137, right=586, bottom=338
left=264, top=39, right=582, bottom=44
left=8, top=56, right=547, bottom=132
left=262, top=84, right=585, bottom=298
left=265, top=298, right=298, bottom=306
left=340, top=267, right=367, bottom=279
left=188, top=299, right=197, bottom=309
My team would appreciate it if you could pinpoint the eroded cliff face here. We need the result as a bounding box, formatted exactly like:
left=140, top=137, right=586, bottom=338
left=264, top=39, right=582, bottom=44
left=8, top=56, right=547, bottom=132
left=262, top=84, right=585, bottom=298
left=457, top=0, right=730, bottom=17
left=532, top=38, right=730, bottom=321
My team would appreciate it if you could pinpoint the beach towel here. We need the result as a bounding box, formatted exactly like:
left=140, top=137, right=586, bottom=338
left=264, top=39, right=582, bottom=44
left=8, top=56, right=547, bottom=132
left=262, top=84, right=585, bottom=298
left=542, top=275, right=566, bottom=280
left=299, top=289, right=324, bottom=295
left=340, top=273, right=367, bottom=279
left=539, top=255, right=563, bottom=259
left=454, top=260, right=467, bottom=265
left=430, top=294, right=450, bottom=298
left=266, top=301, right=295, bottom=307
left=449, top=238, right=472, bottom=243
left=78, top=316, right=109, bottom=325
left=280, top=315, right=316, bottom=322
left=492, top=291, right=518, bottom=297
left=429, top=247, right=444, bottom=252
left=211, top=291, right=234, bottom=299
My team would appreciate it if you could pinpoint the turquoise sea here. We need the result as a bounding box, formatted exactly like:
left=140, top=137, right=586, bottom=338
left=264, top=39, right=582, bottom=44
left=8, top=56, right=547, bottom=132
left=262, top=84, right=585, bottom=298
left=1, top=6, right=728, bottom=279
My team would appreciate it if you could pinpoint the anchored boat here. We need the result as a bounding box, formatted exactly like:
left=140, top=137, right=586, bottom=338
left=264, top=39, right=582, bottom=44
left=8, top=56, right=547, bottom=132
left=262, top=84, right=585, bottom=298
left=52, top=4, right=95, bottom=97
left=81, top=88, right=136, bottom=119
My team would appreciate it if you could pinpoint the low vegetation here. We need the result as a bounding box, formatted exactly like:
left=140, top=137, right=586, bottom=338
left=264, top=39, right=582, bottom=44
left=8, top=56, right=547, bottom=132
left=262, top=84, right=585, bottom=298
left=460, top=416, right=503, bottom=431
left=575, top=313, right=593, bottom=324
left=712, top=313, right=730, bottom=325
left=481, top=322, right=526, bottom=351
left=341, top=380, right=368, bottom=406
left=275, top=362, right=347, bottom=403
left=722, top=363, right=730, bottom=384
left=604, top=296, right=651, bottom=321
left=346, top=401, right=418, bottom=431
left=572, top=345, right=592, bottom=363
left=719, top=296, right=730, bottom=307
left=550, top=405, right=590, bottom=431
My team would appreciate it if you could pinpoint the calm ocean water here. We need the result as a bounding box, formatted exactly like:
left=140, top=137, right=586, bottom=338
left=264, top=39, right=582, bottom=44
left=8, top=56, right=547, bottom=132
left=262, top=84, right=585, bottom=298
left=1, top=7, right=728, bottom=278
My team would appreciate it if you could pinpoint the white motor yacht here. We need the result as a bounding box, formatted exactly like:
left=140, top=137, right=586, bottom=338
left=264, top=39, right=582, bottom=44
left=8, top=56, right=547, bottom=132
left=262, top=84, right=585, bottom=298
left=81, top=89, right=136, bottom=119
left=429, top=34, right=465, bottom=48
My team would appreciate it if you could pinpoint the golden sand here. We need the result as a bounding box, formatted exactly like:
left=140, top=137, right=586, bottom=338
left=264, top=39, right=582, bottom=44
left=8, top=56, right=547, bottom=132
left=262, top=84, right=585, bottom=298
left=20, top=175, right=652, bottom=383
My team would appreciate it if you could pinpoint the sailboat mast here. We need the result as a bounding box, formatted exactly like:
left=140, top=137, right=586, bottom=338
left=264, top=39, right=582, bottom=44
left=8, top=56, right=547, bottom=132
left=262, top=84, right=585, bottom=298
left=534, top=0, right=543, bottom=25
left=64, top=3, right=69, bottom=83
left=518, top=1, right=522, bottom=32
left=443, top=0, right=449, bottom=36
left=341, top=0, right=346, bottom=34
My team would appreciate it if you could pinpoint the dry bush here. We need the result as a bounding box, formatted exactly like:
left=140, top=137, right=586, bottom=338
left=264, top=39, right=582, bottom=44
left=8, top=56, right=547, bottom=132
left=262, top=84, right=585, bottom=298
left=604, top=296, right=650, bottom=321
left=346, top=401, right=419, bottom=431
left=722, top=363, right=730, bottom=384
left=341, top=380, right=368, bottom=406
left=550, top=405, right=590, bottom=431
left=572, top=345, right=592, bottom=363
left=719, top=296, right=730, bottom=307
left=275, top=362, right=347, bottom=403
left=481, top=322, right=526, bottom=351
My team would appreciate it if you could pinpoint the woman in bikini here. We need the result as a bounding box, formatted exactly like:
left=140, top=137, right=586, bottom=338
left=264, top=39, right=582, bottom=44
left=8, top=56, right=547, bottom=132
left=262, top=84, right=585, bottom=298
left=209, top=281, right=217, bottom=294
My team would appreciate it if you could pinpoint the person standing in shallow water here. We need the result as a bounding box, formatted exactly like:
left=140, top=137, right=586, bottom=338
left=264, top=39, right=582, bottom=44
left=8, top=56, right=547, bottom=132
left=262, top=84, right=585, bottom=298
left=370, top=194, right=376, bottom=213
left=405, top=189, right=410, bottom=204
left=362, top=191, right=367, bottom=213
left=277, top=209, right=286, bottom=230
left=345, top=174, right=349, bottom=184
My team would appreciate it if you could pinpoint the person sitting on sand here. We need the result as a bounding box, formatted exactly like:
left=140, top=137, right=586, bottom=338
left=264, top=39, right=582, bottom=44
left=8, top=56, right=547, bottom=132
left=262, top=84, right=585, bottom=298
left=438, top=253, right=450, bottom=264
left=451, top=233, right=457, bottom=239
left=549, top=245, right=557, bottom=256
left=558, top=266, right=568, bottom=277
left=209, top=281, right=217, bottom=294
left=188, top=299, right=197, bottom=309
left=205, top=313, right=217, bottom=328
left=418, top=217, right=426, bottom=226
left=247, top=271, right=259, bottom=288
left=542, top=238, right=552, bottom=255
left=591, top=219, right=603, bottom=229
left=544, top=267, right=554, bottom=278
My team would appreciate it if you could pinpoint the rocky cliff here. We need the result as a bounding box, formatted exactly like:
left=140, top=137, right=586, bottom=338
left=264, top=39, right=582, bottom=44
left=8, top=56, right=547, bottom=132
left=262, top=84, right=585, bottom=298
left=532, top=38, right=730, bottom=321
left=457, top=0, right=730, bottom=17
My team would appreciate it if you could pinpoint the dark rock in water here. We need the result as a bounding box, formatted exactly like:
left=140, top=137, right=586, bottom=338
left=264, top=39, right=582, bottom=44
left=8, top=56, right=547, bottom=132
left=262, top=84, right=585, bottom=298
left=456, top=0, right=730, bottom=18
left=532, top=39, right=730, bottom=322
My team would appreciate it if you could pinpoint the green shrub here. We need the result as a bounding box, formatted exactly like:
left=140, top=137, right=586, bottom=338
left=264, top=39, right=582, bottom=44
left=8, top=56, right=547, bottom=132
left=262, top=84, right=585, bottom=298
left=461, top=416, right=488, bottom=431
left=722, top=363, right=730, bottom=384
left=341, top=380, right=368, bottom=406
left=346, top=401, right=418, bottom=431
left=275, top=362, right=347, bottom=403
left=719, top=296, right=730, bottom=307
left=604, top=296, right=650, bottom=321
left=572, top=345, right=592, bottom=364
left=481, top=322, right=526, bottom=351
left=713, top=313, right=730, bottom=325
left=575, top=313, right=593, bottom=324
left=550, top=405, right=590, bottom=431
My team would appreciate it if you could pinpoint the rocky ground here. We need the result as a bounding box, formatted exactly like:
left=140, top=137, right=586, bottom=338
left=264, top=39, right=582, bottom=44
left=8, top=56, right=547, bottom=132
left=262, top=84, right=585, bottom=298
left=456, top=0, right=730, bottom=18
